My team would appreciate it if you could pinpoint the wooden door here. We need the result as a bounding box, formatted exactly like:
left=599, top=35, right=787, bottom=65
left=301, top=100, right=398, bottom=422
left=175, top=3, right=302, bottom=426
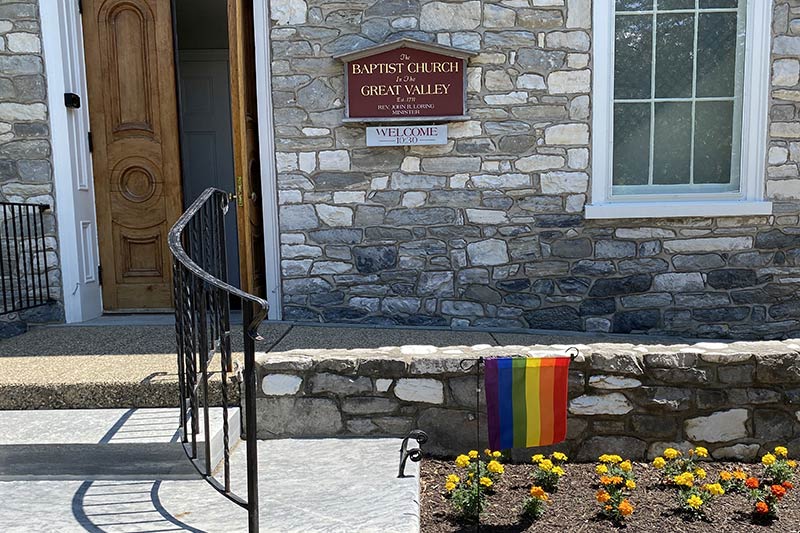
left=82, top=0, right=182, bottom=310
left=228, top=0, right=266, bottom=298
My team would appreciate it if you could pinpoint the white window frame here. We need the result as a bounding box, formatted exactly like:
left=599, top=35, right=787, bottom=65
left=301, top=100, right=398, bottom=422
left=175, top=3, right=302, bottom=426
left=587, top=0, right=773, bottom=219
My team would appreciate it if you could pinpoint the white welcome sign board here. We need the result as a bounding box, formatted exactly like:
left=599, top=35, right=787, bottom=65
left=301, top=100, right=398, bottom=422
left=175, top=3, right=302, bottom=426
left=366, top=125, right=448, bottom=147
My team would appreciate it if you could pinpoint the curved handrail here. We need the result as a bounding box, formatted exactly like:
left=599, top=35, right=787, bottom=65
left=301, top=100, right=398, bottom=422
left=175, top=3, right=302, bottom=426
left=167, top=187, right=268, bottom=337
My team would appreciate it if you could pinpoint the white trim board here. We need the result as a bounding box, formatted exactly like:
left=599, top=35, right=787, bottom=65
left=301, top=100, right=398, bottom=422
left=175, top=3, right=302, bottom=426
left=253, top=0, right=283, bottom=320
left=40, top=0, right=103, bottom=323
left=588, top=1, right=773, bottom=219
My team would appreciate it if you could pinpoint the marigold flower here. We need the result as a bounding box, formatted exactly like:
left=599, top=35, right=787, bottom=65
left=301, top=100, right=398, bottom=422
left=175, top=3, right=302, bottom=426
left=783, top=481, right=794, bottom=490
left=663, top=448, right=680, bottom=460
left=596, top=489, right=610, bottom=503
left=618, top=499, right=634, bottom=517
left=771, top=484, right=787, bottom=499
left=492, top=451, right=502, bottom=458
left=719, top=471, right=733, bottom=481
left=755, top=501, right=770, bottom=515
left=686, top=495, right=703, bottom=510
left=703, top=483, right=725, bottom=496
left=445, top=481, right=456, bottom=492
left=532, top=454, right=545, bottom=463
left=619, top=460, right=632, bottom=472
left=694, top=467, right=707, bottom=480
left=455, top=455, right=471, bottom=468
left=674, top=472, right=694, bottom=487
left=487, top=460, right=504, bottom=474
left=599, top=475, right=613, bottom=486
left=552, top=452, right=568, bottom=462
left=484, top=448, right=492, bottom=456
left=694, top=446, right=709, bottom=458
left=788, top=460, right=797, bottom=469
left=598, top=454, right=621, bottom=464
left=610, top=476, right=623, bottom=485
left=745, top=477, right=760, bottom=489
left=604, top=505, right=612, bottom=512
left=596, top=464, right=609, bottom=475
left=531, top=486, right=548, bottom=501
left=733, top=470, right=747, bottom=480
left=652, top=457, right=666, bottom=469
left=468, top=450, right=479, bottom=459
left=539, top=459, right=554, bottom=472
left=762, top=453, right=777, bottom=466
left=446, top=474, right=460, bottom=484
left=480, top=476, right=493, bottom=488
left=553, top=466, right=565, bottom=477
left=775, top=446, right=788, bottom=458
left=625, top=479, right=636, bottom=490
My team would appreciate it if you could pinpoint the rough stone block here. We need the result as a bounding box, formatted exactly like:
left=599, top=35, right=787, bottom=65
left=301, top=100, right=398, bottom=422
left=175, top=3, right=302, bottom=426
left=684, top=409, right=749, bottom=443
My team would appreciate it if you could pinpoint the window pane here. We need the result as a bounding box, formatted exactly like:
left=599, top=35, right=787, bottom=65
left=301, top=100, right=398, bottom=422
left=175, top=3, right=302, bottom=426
left=613, top=103, right=651, bottom=186
left=616, top=0, right=653, bottom=10
left=659, top=0, right=695, bottom=9
left=615, top=15, right=653, bottom=99
left=694, top=101, right=734, bottom=184
left=652, top=102, right=692, bottom=184
left=655, top=14, right=694, bottom=98
left=699, top=0, right=739, bottom=8
left=696, top=12, right=739, bottom=97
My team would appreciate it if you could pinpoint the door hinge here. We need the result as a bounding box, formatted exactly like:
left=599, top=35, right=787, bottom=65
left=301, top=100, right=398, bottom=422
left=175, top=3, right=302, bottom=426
left=64, top=93, right=81, bottom=109
left=236, top=176, right=244, bottom=207
left=98, top=264, right=103, bottom=286
left=87, top=131, right=93, bottom=153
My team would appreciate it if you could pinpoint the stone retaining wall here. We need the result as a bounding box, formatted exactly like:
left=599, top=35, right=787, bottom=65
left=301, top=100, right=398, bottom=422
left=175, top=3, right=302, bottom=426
left=255, top=340, right=800, bottom=460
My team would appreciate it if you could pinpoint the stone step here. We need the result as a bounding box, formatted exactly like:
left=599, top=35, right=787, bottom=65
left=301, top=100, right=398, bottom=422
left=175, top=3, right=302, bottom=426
left=0, top=407, right=240, bottom=480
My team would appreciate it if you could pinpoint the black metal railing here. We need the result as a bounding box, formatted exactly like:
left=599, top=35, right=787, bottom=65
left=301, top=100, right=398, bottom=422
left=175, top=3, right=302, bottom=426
left=168, top=188, right=266, bottom=532
left=0, top=201, right=51, bottom=316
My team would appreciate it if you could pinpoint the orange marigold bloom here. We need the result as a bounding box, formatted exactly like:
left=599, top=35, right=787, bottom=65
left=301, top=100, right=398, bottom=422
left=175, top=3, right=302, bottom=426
left=771, top=485, right=787, bottom=499
left=733, top=470, right=747, bottom=480
left=783, top=481, right=794, bottom=490
left=604, top=505, right=612, bottom=512
left=599, top=475, right=612, bottom=485
left=610, top=476, right=624, bottom=485
left=719, top=471, right=733, bottom=481
left=755, top=502, right=770, bottom=515
left=596, top=489, right=610, bottom=503
left=618, top=499, right=634, bottom=517
left=745, top=477, right=760, bottom=489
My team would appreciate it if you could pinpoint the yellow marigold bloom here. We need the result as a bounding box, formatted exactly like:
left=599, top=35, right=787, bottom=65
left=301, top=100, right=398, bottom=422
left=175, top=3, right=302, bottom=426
left=552, top=452, right=568, bottom=462
left=719, top=471, right=733, bottom=481
left=596, top=464, right=609, bottom=474
left=487, top=460, right=504, bottom=474
left=479, top=476, right=493, bottom=488
left=702, top=483, right=725, bottom=496
left=468, top=450, right=479, bottom=459
left=599, top=454, right=621, bottom=463
left=733, top=470, right=747, bottom=480
left=539, top=459, right=554, bottom=472
left=663, top=448, right=680, bottom=460
left=762, top=453, right=777, bottom=466
left=686, top=495, right=703, bottom=510
left=694, top=467, right=707, bottom=480
left=674, top=472, right=694, bottom=487
left=596, top=489, right=611, bottom=503
left=625, top=479, right=636, bottom=490
left=609, top=455, right=622, bottom=464
left=455, top=455, right=471, bottom=468
left=446, top=474, right=460, bottom=484
left=788, top=460, right=797, bottom=469
left=620, top=460, right=632, bottom=472
left=553, top=466, right=565, bottom=477
left=694, top=446, right=709, bottom=458
left=775, top=446, right=789, bottom=458
left=492, top=451, right=502, bottom=458
left=484, top=449, right=492, bottom=456
left=531, top=486, right=548, bottom=500
left=618, top=499, right=634, bottom=517
left=653, top=457, right=666, bottom=469
left=445, top=481, right=456, bottom=492
left=532, top=454, right=545, bottom=463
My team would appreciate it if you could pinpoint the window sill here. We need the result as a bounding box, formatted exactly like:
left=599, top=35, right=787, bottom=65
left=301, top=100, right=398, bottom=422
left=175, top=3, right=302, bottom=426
left=585, top=201, right=773, bottom=220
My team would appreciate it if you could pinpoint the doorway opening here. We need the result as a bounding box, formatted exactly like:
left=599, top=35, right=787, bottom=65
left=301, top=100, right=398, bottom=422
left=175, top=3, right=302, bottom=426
left=174, top=0, right=241, bottom=290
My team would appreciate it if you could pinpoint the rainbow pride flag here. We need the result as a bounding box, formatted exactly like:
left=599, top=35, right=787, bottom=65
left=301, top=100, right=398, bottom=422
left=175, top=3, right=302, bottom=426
left=485, top=357, right=571, bottom=450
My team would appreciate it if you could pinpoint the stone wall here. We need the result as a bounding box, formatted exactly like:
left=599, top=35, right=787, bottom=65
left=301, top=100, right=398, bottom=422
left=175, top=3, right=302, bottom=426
left=269, top=0, right=797, bottom=339
left=0, top=0, right=62, bottom=327
left=255, top=341, right=800, bottom=460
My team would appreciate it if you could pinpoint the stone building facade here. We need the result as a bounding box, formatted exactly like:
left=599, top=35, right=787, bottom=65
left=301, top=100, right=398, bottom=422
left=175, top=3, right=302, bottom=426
left=270, top=0, right=800, bottom=339
left=0, top=0, right=62, bottom=330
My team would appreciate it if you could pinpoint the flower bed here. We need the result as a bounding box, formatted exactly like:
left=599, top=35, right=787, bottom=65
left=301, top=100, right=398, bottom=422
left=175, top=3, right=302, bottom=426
left=421, top=446, right=800, bottom=532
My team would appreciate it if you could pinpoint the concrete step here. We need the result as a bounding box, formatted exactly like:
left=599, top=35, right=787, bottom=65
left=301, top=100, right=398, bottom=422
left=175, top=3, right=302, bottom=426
left=0, top=407, right=240, bottom=480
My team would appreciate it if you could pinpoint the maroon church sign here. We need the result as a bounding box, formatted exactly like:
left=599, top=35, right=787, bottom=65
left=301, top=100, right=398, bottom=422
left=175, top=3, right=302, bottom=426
left=335, top=39, right=476, bottom=123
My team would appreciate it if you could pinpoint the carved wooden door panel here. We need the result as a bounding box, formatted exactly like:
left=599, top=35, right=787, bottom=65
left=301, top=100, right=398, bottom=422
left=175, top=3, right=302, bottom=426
left=228, top=0, right=266, bottom=298
left=82, top=0, right=182, bottom=310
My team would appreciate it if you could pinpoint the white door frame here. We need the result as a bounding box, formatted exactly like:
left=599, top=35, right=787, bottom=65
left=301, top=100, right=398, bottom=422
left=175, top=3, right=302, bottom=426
left=253, top=0, right=283, bottom=320
left=40, top=0, right=103, bottom=323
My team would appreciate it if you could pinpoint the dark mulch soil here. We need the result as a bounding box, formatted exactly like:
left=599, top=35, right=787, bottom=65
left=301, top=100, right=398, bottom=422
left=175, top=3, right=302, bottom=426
left=421, top=459, right=800, bottom=533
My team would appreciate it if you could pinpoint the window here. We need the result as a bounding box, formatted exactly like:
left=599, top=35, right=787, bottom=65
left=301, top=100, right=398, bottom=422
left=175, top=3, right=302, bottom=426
left=588, top=0, right=772, bottom=219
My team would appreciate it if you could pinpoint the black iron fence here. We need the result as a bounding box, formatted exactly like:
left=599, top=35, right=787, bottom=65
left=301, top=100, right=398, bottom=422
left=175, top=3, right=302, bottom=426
left=168, top=188, right=266, bottom=532
left=0, top=201, right=51, bottom=316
